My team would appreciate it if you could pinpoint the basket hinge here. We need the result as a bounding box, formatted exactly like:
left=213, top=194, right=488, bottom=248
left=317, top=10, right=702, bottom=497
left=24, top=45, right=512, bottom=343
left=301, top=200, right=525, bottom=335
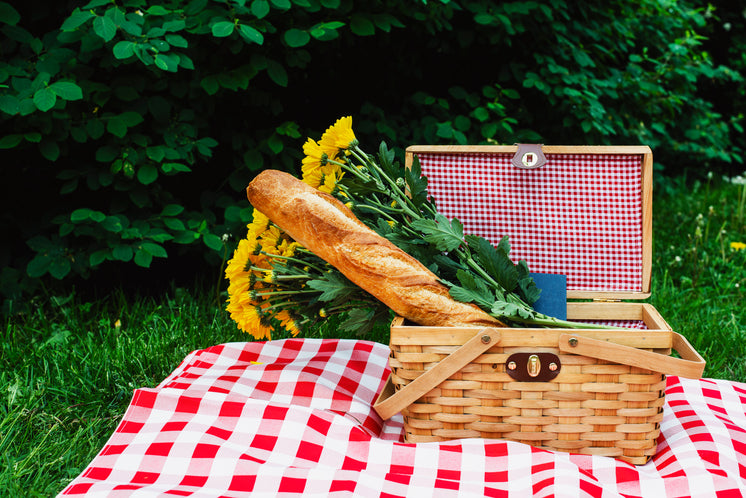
left=592, top=298, right=622, bottom=303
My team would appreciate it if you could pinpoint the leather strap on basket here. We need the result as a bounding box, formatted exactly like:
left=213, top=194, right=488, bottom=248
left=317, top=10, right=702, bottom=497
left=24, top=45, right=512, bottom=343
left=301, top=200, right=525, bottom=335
left=374, top=328, right=501, bottom=420
left=558, top=332, right=705, bottom=379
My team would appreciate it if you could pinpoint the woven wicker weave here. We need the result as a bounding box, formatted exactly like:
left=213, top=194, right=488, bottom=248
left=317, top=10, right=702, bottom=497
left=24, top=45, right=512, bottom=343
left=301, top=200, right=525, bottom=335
left=375, top=315, right=704, bottom=465
left=389, top=325, right=666, bottom=463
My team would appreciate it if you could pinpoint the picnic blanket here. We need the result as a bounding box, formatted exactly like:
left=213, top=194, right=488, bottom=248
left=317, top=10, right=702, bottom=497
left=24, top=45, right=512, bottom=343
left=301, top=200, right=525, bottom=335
left=60, top=339, right=746, bottom=497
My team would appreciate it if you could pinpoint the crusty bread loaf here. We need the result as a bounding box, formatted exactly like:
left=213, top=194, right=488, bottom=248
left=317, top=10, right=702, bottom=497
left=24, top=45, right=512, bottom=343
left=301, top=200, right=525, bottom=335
left=246, top=169, right=504, bottom=328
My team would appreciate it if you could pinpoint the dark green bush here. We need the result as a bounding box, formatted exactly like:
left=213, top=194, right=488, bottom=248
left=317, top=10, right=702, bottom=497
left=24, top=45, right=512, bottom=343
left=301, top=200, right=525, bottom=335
left=0, top=0, right=742, bottom=301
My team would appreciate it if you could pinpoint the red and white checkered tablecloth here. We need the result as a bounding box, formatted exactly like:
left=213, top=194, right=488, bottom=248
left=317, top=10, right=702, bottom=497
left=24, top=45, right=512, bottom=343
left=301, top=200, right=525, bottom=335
left=418, top=152, right=645, bottom=293
left=60, top=339, right=746, bottom=497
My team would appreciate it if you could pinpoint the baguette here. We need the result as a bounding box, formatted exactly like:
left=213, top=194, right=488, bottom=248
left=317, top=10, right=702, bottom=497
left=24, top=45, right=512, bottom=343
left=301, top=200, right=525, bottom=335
left=246, top=169, right=504, bottom=328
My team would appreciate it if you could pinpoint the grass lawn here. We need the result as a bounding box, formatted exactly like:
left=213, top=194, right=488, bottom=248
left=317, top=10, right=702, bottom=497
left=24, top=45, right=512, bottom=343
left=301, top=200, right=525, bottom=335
left=2, top=175, right=744, bottom=496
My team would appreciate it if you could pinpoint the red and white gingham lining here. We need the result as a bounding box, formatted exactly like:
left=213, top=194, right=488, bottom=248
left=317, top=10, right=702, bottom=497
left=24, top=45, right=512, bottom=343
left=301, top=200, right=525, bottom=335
left=61, top=339, right=746, bottom=497
left=417, top=152, right=644, bottom=293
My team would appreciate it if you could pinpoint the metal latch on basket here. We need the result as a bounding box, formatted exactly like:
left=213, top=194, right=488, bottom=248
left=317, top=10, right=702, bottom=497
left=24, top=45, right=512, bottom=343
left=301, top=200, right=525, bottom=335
left=506, top=352, right=560, bottom=381
left=512, top=143, right=546, bottom=169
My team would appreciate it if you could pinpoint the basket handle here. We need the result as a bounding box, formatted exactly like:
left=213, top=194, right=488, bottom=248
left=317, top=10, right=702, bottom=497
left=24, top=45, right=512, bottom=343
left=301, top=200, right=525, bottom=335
left=373, top=328, right=502, bottom=420
left=558, top=332, right=705, bottom=379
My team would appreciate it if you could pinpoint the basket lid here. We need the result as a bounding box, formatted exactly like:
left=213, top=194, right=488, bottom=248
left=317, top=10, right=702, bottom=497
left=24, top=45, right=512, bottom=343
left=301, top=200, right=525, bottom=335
left=406, top=145, right=653, bottom=300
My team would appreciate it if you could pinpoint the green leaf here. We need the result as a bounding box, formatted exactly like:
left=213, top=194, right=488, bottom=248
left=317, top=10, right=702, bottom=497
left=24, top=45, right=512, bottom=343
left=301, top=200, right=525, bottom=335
left=89, top=250, right=109, bottom=267
left=0, top=95, right=20, bottom=115
left=26, top=254, right=50, bottom=278
left=350, top=14, right=375, bottom=36
left=176, top=52, right=194, bottom=70
left=95, top=145, right=118, bottom=162
left=26, top=235, right=52, bottom=252
left=266, top=59, right=288, bottom=87
left=102, top=216, right=123, bottom=233
left=154, top=53, right=179, bottom=72
left=474, top=13, right=494, bottom=25
left=137, top=164, right=158, bottom=185
left=146, top=146, right=166, bottom=162
left=89, top=210, right=106, bottom=223
left=163, top=217, right=185, bottom=230
left=200, top=75, right=219, bottom=95
left=338, top=308, right=375, bottom=334
left=71, top=208, right=93, bottom=222
left=284, top=28, right=310, bottom=47
left=48, top=81, right=83, bottom=101
left=48, top=257, right=71, bottom=279
left=251, top=0, right=270, bottom=18
left=82, top=0, right=113, bottom=8
left=466, top=234, right=518, bottom=292
left=239, top=24, right=264, bottom=45
left=410, top=214, right=464, bottom=252
left=60, top=179, right=78, bottom=194
left=481, top=122, right=497, bottom=139
left=270, top=0, right=290, bottom=8
left=517, top=261, right=541, bottom=305
left=307, top=272, right=358, bottom=302
left=310, top=21, right=345, bottom=40
left=161, top=162, right=191, bottom=173
left=70, top=127, right=86, bottom=143
left=0, top=134, right=22, bottom=149
left=267, top=134, right=283, bottom=153
left=211, top=21, right=235, bottom=37
left=33, top=87, right=56, bottom=111
left=141, top=242, right=167, bottom=257
left=161, top=204, right=184, bottom=216
left=112, top=245, right=133, bottom=261
left=107, top=117, right=127, bottom=137
left=133, top=249, right=152, bottom=267
left=146, top=5, right=170, bottom=15
left=61, top=8, right=95, bottom=31
left=93, top=15, right=117, bottom=42
left=163, top=19, right=185, bottom=32
left=86, top=119, right=105, bottom=139
left=405, top=155, right=429, bottom=210
left=39, top=140, right=60, bottom=161
left=203, top=233, right=223, bottom=251
left=113, top=40, right=136, bottom=59
left=490, top=301, right=523, bottom=319
left=0, top=2, right=21, bottom=25
left=165, top=34, right=188, bottom=48
left=120, top=111, right=144, bottom=127
left=173, top=230, right=200, bottom=244
left=449, top=270, right=496, bottom=309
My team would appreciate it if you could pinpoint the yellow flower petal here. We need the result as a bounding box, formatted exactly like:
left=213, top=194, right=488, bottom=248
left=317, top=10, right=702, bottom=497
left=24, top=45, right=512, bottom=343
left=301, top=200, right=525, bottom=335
left=319, top=116, right=356, bottom=157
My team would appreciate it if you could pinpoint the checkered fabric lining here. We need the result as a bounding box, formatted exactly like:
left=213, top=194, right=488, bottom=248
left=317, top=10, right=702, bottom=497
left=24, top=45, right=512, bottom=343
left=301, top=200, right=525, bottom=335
left=61, top=339, right=746, bottom=498
left=418, top=152, right=644, bottom=293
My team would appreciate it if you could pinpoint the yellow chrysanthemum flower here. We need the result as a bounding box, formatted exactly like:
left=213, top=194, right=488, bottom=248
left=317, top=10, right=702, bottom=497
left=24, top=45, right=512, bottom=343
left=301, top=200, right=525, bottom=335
left=276, top=310, right=301, bottom=336
left=319, top=116, right=356, bottom=157
left=731, top=241, right=746, bottom=251
left=226, top=289, right=273, bottom=340
left=258, top=225, right=283, bottom=255
left=302, top=167, right=323, bottom=189
left=225, top=237, right=252, bottom=283
left=301, top=138, right=327, bottom=177
left=318, top=168, right=344, bottom=194
left=278, top=239, right=300, bottom=257
left=247, top=209, right=269, bottom=236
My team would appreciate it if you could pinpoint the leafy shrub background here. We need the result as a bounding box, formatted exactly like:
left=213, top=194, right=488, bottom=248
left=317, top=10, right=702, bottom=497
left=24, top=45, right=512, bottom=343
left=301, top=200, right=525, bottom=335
left=0, top=0, right=743, bottom=303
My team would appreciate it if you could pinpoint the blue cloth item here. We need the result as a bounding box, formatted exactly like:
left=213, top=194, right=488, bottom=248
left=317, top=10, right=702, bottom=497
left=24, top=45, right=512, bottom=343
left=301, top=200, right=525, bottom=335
left=529, top=272, right=567, bottom=320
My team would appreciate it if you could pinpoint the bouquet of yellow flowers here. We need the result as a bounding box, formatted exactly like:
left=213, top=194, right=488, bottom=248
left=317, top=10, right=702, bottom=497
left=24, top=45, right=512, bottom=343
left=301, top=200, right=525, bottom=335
left=226, top=117, right=611, bottom=340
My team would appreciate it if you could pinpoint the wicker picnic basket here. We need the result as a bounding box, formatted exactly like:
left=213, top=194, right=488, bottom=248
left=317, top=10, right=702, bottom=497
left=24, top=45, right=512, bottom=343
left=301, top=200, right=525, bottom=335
left=374, top=145, right=705, bottom=465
